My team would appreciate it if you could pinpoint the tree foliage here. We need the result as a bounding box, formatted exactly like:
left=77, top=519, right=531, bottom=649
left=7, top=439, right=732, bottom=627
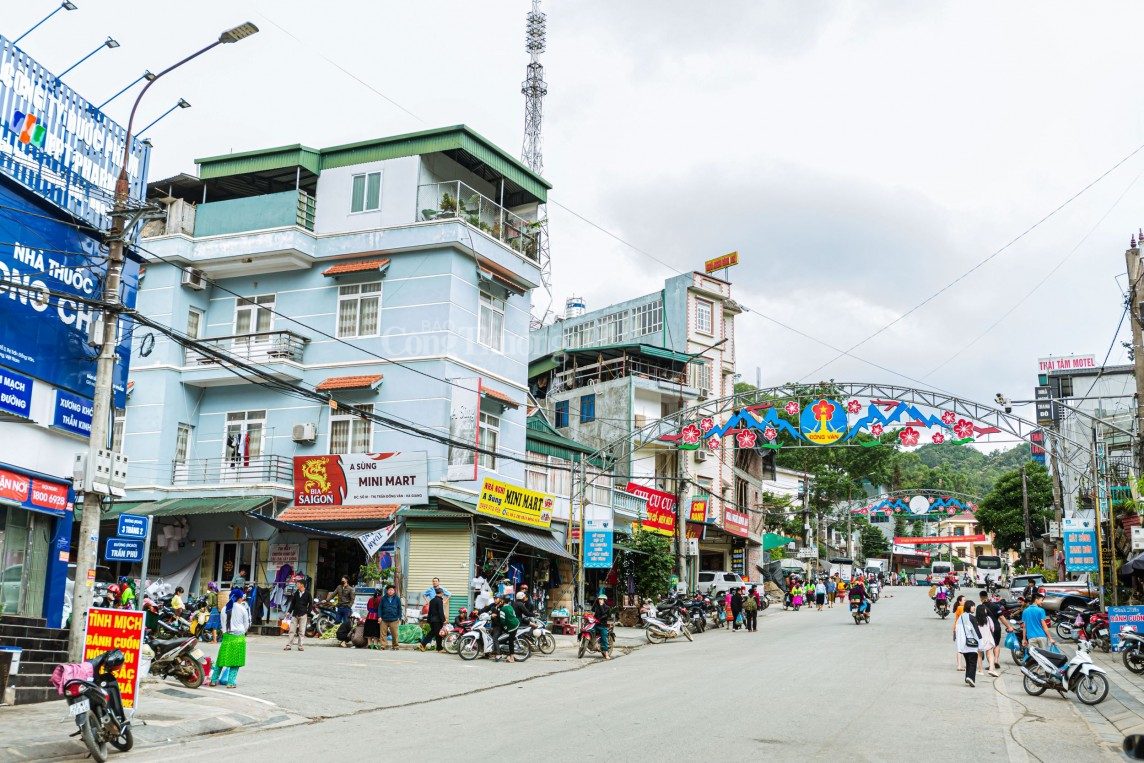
left=614, top=529, right=675, bottom=599
left=975, top=464, right=1054, bottom=552
left=857, top=519, right=890, bottom=560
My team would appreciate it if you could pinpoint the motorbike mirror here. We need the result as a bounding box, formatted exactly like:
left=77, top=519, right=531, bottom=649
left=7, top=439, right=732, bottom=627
left=1125, top=735, right=1144, bottom=759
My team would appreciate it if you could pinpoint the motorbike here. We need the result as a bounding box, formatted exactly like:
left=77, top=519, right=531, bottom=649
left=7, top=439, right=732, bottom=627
left=577, top=613, right=609, bottom=658
left=444, top=613, right=475, bottom=654
left=1076, top=611, right=1111, bottom=653
left=456, top=613, right=531, bottom=661
left=868, top=585, right=880, bottom=604
left=306, top=602, right=339, bottom=638
left=56, top=649, right=133, bottom=762
left=1122, top=631, right=1144, bottom=674
left=518, top=617, right=557, bottom=655
left=1021, top=639, right=1109, bottom=705
left=934, top=599, right=950, bottom=619
left=144, top=629, right=208, bottom=688
left=850, top=596, right=870, bottom=625
left=640, top=603, right=693, bottom=644
left=1052, top=599, right=1100, bottom=642
left=684, top=600, right=707, bottom=633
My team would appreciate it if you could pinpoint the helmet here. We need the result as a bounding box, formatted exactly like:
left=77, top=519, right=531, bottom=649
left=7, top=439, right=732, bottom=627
left=516, top=592, right=526, bottom=600
left=107, top=584, right=121, bottom=596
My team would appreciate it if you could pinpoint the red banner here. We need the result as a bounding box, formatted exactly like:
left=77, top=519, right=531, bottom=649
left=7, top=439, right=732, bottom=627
left=724, top=508, right=749, bottom=538
left=893, top=534, right=986, bottom=545
left=84, top=608, right=145, bottom=709
left=626, top=482, right=677, bottom=536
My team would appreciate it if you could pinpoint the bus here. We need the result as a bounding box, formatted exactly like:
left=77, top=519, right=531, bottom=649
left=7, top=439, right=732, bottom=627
left=974, top=555, right=1004, bottom=587
left=930, top=561, right=954, bottom=583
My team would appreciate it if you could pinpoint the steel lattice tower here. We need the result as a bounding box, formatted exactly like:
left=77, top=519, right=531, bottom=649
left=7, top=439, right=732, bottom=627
left=522, top=0, right=552, bottom=323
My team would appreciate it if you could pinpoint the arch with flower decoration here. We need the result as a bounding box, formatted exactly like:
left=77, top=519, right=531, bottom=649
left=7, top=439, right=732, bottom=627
left=847, top=489, right=985, bottom=519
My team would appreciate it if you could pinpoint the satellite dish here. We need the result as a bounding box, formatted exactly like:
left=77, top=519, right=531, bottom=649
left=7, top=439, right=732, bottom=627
left=908, top=495, right=930, bottom=515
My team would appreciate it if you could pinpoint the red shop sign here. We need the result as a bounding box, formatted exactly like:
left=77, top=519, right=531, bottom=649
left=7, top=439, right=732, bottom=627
left=626, top=482, right=676, bottom=537
left=724, top=509, right=749, bottom=538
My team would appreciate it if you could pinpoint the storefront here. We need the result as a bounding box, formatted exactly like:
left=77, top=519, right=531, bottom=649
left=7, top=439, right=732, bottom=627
left=0, top=464, right=72, bottom=625
left=474, top=520, right=574, bottom=615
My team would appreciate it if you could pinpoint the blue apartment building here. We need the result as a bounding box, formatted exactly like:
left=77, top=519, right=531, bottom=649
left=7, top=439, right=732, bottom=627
left=115, top=126, right=570, bottom=617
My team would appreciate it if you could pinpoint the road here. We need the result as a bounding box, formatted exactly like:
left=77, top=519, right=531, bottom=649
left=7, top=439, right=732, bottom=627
left=79, top=587, right=1126, bottom=762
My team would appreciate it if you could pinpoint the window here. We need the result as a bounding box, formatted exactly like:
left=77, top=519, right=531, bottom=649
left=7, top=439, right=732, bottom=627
left=216, top=542, right=259, bottom=590
left=186, top=308, right=203, bottom=340
left=174, top=424, right=192, bottom=465
left=526, top=459, right=547, bottom=493
left=691, top=362, right=711, bottom=394
left=953, top=526, right=964, bottom=536
left=350, top=171, right=382, bottom=213
left=336, top=282, right=381, bottom=338
left=234, top=295, right=275, bottom=340
left=478, top=411, right=500, bottom=470
left=1059, top=376, right=1074, bottom=397
left=224, top=411, right=264, bottom=465
left=599, top=311, right=626, bottom=344
left=554, top=400, right=569, bottom=428
left=549, top=457, right=570, bottom=497
left=111, top=408, right=125, bottom=450
left=580, top=394, right=596, bottom=423
left=696, top=299, right=713, bottom=335
left=563, top=319, right=595, bottom=350
left=696, top=476, right=712, bottom=497
left=479, top=292, right=505, bottom=352
left=632, top=301, right=663, bottom=338
left=330, top=404, right=373, bottom=454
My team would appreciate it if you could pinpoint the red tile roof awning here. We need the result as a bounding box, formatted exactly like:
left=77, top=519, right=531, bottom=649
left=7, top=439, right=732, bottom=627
left=278, top=505, right=398, bottom=522
left=315, top=374, right=384, bottom=391
left=481, top=386, right=521, bottom=409
left=322, top=258, right=391, bottom=277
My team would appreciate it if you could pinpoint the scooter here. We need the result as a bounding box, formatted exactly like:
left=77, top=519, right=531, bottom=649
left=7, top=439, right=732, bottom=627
left=1021, top=639, right=1109, bottom=705
left=144, top=629, right=208, bottom=688
left=456, top=613, right=531, bottom=661
left=934, top=599, right=950, bottom=619
left=577, top=613, right=608, bottom=658
left=850, top=597, right=870, bottom=625
left=54, top=649, right=133, bottom=762
left=1122, top=630, right=1144, bottom=674
left=686, top=601, right=707, bottom=633
left=1075, top=611, right=1111, bottom=653
left=640, top=603, right=693, bottom=644
left=518, top=617, right=557, bottom=655
left=306, top=602, right=339, bottom=638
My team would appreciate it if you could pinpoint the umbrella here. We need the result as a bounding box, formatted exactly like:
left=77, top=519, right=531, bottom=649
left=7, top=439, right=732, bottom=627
left=1119, top=553, right=1144, bottom=579
left=762, top=533, right=797, bottom=551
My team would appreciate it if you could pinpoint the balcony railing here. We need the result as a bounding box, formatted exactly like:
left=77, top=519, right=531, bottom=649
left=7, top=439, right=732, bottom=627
left=552, top=355, right=685, bottom=393
left=417, top=180, right=542, bottom=262
left=172, top=455, right=293, bottom=486
left=183, top=330, right=308, bottom=366
left=612, top=489, right=649, bottom=518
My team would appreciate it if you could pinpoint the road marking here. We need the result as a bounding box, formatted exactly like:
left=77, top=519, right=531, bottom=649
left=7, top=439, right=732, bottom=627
left=202, top=687, right=277, bottom=706
left=991, top=673, right=1030, bottom=762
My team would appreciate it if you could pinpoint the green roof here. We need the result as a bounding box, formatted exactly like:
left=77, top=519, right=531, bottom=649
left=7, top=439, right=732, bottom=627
left=525, top=412, right=606, bottom=466
left=103, top=496, right=274, bottom=519
left=196, top=125, right=550, bottom=204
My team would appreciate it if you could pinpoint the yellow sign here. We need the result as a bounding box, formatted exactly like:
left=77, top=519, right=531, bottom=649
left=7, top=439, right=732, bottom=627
left=704, top=251, right=739, bottom=274
left=477, top=477, right=554, bottom=529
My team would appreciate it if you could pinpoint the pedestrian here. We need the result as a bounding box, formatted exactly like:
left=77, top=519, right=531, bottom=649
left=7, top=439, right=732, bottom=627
left=231, top=566, right=248, bottom=591
left=210, top=588, right=250, bottom=688
left=1021, top=592, right=1055, bottom=654
left=951, top=594, right=968, bottom=670
left=1055, top=548, right=1066, bottom=581
left=421, top=577, right=451, bottom=613
left=974, top=590, right=1001, bottom=677
left=592, top=593, right=612, bottom=659
left=955, top=601, right=983, bottom=687
left=380, top=584, right=402, bottom=650
left=284, top=577, right=313, bottom=651
left=826, top=577, right=837, bottom=607
left=978, top=590, right=1015, bottom=672
left=815, top=579, right=827, bottom=611
left=418, top=587, right=447, bottom=653
left=730, top=587, right=744, bottom=630
left=205, top=581, right=221, bottom=644
left=791, top=585, right=804, bottom=610
left=742, top=587, right=759, bottom=631
left=363, top=587, right=382, bottom=649
left=327, top=576, right=355, bottom=625
left=493, top=592, right=519, bottom=663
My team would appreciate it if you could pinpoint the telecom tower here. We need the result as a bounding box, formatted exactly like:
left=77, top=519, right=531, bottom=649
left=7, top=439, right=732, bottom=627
left=522, top=0, right=551, bottom=327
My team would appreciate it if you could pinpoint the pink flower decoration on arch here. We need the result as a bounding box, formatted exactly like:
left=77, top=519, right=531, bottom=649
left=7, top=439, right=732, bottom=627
left=736, top=429, right=758, bottom=449
left=846, top=399, right=862, bottom=414
left=898, top=427, right=920, bottom=447
left=953, top=419, right=975, bottom=439
left=870, top=422, right=884, bottom=437
left=763, top=425, right=778, bottom=441
left=681, top=424, right=702, bottom=446
left=941, top=411, right=956, bottom=426
left=784, top=401, right=800, bottom=416
left=700, top=417, right=715, bottom=433
left=932, top=432, right=946, bottom=445
left=706, top=436, right=721, bottom=451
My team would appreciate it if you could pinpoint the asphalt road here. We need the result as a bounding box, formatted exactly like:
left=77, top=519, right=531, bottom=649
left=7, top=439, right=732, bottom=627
left=107, top=587, right=1122, bottom=762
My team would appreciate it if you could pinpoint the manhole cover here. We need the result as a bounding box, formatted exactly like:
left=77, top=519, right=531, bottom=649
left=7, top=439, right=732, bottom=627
left=157, top=688, right=202, bottom=700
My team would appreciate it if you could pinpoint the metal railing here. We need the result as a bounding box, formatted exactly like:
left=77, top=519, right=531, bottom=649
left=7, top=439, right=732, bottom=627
left=183, top=330, right=308, bottom=366
left=417, top=180, right=542, bottom=261
left=296, top=190, right=316, bottom=231
left=612, top=489, right=649, bottom=518
left=552, top=355, right=686, bottom=393
left=172, top=455, right=293, bottom=486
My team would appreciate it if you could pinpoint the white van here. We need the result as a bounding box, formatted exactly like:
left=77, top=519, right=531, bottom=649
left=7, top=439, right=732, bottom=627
left=930, top=562, right=954, bottom=582
left=697, top=571, right=746, bottom=596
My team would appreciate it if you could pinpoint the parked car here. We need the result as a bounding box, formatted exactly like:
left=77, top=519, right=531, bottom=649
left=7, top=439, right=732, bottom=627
left=1008, top=573, right=1096, bottom=613
left=698, top=571, right=746, bottom=596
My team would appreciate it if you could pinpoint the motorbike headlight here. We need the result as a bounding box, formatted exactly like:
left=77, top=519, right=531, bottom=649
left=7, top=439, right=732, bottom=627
left=532, top=628, right=541, bottom=637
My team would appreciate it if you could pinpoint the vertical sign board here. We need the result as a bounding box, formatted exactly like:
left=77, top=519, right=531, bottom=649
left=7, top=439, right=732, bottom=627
left=1029, top=430, right=1046, bottom=466
left=1064, top=530, right=1099, bottom=572
left=1108, top=606, right=1144, bottom=652
left=84, top=608, right=144, bottom=709
left=584, top=504, right=613, bottom=569
left=731, top=546, right=745, bottom=577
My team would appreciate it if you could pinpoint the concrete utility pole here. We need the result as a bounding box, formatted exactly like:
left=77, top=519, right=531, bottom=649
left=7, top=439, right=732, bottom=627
left=1021, top=465, right=1031, bottom=569
left=1127, top=240, right=1144, bottom=473
left=67, top=23, right=259, bottom=661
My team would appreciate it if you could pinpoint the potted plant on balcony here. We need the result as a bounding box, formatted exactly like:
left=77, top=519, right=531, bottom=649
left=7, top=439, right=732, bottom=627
left=439, top=192, right=457, bottom=216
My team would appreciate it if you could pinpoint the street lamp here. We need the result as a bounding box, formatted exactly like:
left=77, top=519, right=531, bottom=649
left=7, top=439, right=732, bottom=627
left=68, top=21, right=260, bottom=661
left=57, top=36, right=118, bottom=83
left=97, top=70, right=156, bottom=110
left=137, top=98, right=191, bottom=137
left=13, top=1, right=78, bottom=46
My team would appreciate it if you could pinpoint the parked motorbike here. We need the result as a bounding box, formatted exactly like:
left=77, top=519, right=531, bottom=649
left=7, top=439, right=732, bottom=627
left=1053, top=599, right=1100, bottom=642
left=456, top=613, right=531, bottom=661
left=1122, top=631, right=1144, bottom=674
left=144, top=630, right=208, bottom=688
left=306, top=602, right=339, bottom=638
left=640, top=603, right=693, bottom=644
left=444, top=613, right=475, bottom=654
left=1021, top=639, right=1109, bottom=705
left=56, top=649, right=133, bottom=762
left=577, top=613, right=608, bottom=658
left=1076, top=611, right=1111, bottom=653
left=518, top=617, right=557, bottom=655
left=686, top=601, right=707, bottom=634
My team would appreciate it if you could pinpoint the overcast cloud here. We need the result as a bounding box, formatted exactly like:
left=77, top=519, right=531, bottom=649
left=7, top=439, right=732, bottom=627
left=11, top=0, right=1144, bottom=437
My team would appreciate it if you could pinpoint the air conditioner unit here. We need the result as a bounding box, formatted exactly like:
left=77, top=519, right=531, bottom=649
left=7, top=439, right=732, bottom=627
left=291, top=422, right=317, bottom=443
left=694, top=448, right=708, bottom=462
left=697, top=389, right=709, bottom=400
left=181, top=268, right=206, bottom=290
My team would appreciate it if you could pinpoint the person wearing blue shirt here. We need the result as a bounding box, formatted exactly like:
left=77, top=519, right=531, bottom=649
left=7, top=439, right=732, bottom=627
left=421, top=578, right=451, bottom=612
left=1021, top=592, right=1055, bottom=653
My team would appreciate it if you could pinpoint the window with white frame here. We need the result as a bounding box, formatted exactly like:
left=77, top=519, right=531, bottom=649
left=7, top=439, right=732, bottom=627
left=111, top=408, right=125, bottom=450
left=632, top=301, right=663, bottom=338
left=174, top=424, right=192, bottom=465
left=589, top=470, right=611, bottom=505
left=526, top=459, right=547, bottom=492
left=599, top=311, right=626, bottom=344
left=234, top=295, right=275, bottom=341
left=550, top=457, right=570, bottom=497
left=691, top=361, right=711, bottom=394
left=330, top=404, right=373, bottom=454
left=478, top=411, right=500, bottom=469
left=350, top=171, right=382, bottom=213
left=186, top=307, right=203, bottom=340
left=695, top=299, right=713, bottom=335
left=478, top=291, right=505, bottom=352
left=224, top=411, right=265, bottom=465
left=337, top=282, right=381, bottom=338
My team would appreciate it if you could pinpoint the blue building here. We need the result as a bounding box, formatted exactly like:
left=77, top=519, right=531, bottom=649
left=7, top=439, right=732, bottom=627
left=116, top=126, right=571, bottom=617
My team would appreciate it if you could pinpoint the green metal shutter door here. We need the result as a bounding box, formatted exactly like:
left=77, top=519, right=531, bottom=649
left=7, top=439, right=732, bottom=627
left=407, top=527, right=471, bottom=619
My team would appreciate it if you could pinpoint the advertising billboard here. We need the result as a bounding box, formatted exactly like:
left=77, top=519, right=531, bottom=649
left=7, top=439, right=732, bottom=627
left=0, top=34, right=150, bottom=231
left=0, top=181, right=138, bottom=407
left=476, top=476, right=554, bottom=529
left=625, top=482, right=677, bottom=536
left=293, top=452, right=429, bottom=506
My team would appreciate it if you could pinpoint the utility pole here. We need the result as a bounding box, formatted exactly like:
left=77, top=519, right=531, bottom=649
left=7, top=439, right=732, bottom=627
left=66, top=23, right=260, bottom=661
left=1127, top=238, right=1144, bottom=473
left=1021, top=465, right=1031, bottom=569
left=1091, top=427, right=1107, bottom=609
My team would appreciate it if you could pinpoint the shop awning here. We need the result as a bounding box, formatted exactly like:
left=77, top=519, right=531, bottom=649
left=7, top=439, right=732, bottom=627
left=762, top=533, right=797, bottom=551
left=108, top=496, right=274, bottom=518
left=487, top=522, right=576, bottom=561
left=247, top=511, right=395, bottom=551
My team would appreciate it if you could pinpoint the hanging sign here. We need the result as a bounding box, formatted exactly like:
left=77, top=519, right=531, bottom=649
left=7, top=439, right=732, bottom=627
left=731, top=547, right=746, bottom=576
left=893, top=534, right=987, bottom=544
left=83, top=608, right=145, bottom=710
left=476, top=476, right=553, bottom=529
left=625, top=482, right=676, bottom=536
left=585, top=530, right=613, bottom=568
left=689, top=498, right=708, bottom=523
left=724, top=509, right=750, bottom=538
left=293, top=452, right=428, bottom=506
left=359, top=524, right=398, bottom=557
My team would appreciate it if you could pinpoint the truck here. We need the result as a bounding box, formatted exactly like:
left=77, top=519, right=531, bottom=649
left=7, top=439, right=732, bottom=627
left=828, top=556, right=855, bottom=582
left=864, top=558, right=888, bottom=578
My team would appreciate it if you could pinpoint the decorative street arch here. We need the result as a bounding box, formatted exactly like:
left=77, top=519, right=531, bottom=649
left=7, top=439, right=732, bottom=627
left=849, top=489, right=984, bottom=519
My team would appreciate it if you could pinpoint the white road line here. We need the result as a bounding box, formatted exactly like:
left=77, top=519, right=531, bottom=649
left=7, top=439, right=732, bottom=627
left=992, top=673, right=1031, bottom=763
left=201, top=687, right=277, bottom=706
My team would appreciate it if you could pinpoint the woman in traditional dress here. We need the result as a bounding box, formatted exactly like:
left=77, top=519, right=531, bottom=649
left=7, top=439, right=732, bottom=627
left=210, top=588, right=250, bottom=688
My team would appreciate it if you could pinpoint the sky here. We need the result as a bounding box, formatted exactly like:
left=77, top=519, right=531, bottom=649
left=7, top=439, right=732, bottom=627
left=9, top=0, right=1144, bottom=432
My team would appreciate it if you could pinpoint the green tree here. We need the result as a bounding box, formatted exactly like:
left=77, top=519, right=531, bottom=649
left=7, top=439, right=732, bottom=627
left=614, top=529, right=675, bottom=599
left=857, top=520, right=889, bottom=560
left=976, top=464, right=1054, bottom=552
left=893, top=514, right=908, bottom=540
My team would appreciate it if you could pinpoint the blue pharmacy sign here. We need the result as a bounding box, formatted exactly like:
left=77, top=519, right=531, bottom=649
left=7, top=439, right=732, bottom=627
left=117, top=514, right=149, bottom=539
left=104, top=537, right=144, bottom=564
left=52, top=389, right=92, bottom=437
left=1064, top=530, right=1099, bottom=573
left=585, top=530, right=613, bottom=568
left=0, top=181, right=139, bottom=409
left=1108, top=606, right=1144, bottom=652
left=0, top=366, right=32, bottom=417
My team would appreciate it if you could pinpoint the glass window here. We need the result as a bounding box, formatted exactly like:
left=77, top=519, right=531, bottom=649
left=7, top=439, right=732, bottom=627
left=330, top=404, right=373, bottom=454
left=224, top=411, right=265, bottom=464
left=111, top=408, right=125, bottom=450
left=186, top=308, right=203, bottom=340
left=1059, top=376, right=1074, bottom=397
left=554, top=400, right=569, bottom=428
left=632, top=301, right=663, bottom=338
left=351, top=171, right=382, bottom=213
left=691, top=362, right=711, bottom=394
left=550, top=457, right=570, bottom=497
left=479, top=292, right=505, bottom=352
left=174, top=424, right=192, bottom=464
left=580, top=394, right=596, bottom=423
left=478, top=411, right=499, bottom=470
left=336, top=282, right=382, bottom=338
left=234, top=295, right=275, bottom=338
left=526, top=458, right=548, bottom=493
left=216, top=542, right=259, bottom=590
left=696, top=299, right=713, bottom=334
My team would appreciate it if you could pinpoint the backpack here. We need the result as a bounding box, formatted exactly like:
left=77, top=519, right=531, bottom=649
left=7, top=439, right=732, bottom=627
left=743, top=596, right=758, bottom=612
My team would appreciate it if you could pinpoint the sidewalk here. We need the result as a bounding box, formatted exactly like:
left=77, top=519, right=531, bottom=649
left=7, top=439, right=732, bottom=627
left=1070, top=647, right=1144, bottom=746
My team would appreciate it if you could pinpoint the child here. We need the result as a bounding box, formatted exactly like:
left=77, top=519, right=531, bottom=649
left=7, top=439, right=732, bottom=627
left=170, top=587, right=186, bottom=619
left=204, top=582, right=221, bottom=643
left=210, top=588, right=250, bottom=688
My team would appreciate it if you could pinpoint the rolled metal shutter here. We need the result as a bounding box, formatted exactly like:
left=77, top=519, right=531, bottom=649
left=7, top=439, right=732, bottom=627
left=407, top=526, right=471, bottom=619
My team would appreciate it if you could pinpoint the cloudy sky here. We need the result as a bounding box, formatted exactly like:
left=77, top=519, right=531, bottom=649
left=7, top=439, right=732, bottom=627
left=12, top=0, right=1144, bottom=429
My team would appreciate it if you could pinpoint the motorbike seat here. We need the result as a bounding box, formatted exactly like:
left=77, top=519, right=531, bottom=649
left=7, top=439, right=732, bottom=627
left=150, top=638, right=189, bottom=650
left=1033, top=647, right=1068, bottom=668
left=87, top=649, right=125, bottom=672
left=1121, top=632, right=1144, bottom=643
